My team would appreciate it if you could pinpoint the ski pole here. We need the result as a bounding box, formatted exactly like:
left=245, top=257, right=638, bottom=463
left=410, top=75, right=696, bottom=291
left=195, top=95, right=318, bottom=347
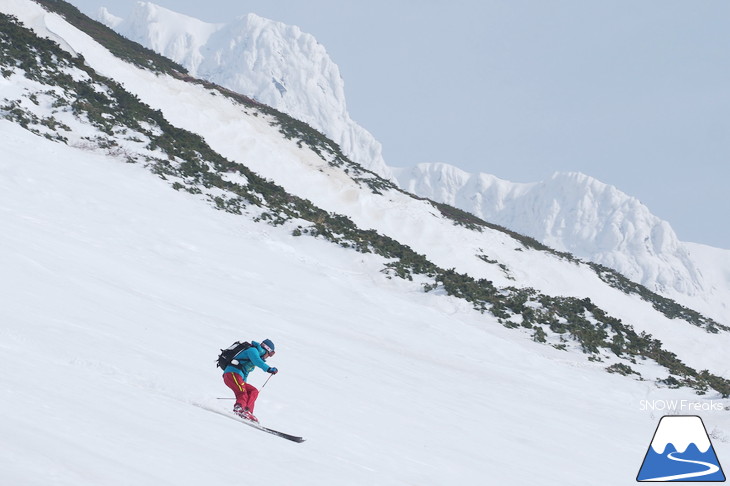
left=261, top=373, right=274, bottom=390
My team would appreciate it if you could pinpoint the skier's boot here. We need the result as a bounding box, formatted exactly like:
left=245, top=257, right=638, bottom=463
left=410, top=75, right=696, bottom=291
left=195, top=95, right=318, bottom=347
left=242, top=408, right=259, bottom=423
left=233, top=404, right=246, bottom=418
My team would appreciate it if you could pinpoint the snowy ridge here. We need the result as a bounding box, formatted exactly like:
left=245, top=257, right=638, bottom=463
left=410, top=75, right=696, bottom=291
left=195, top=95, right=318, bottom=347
left=1, top=115, right=713, bottom=485
left=394, top=165, right=701, bottom=295
left=99, top=2, right=393, bottom=181
left=99, top=3, right=219, bottom=74
left=394, top=163, right=729, bottom=323
left=1, top=2, right=730, bottom=484
left=3, top=0, right=728, bottom=369
left=98, top=3, right=728, bottom=325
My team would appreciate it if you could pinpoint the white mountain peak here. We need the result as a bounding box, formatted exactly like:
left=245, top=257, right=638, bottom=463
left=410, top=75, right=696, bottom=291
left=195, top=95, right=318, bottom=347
left=99, top=2, right=393, bottom=181
left=3, top=2, right=730, bottom=483
left=395, top=164, right=715, bottom=298
left=99, top=2, right=729, bottom=323
left=97, top=7, right=122, bottom=29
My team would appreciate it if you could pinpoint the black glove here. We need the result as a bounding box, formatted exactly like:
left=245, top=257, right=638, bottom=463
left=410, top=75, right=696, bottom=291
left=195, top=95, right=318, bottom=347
left=267, top=367, right=278, bottom=375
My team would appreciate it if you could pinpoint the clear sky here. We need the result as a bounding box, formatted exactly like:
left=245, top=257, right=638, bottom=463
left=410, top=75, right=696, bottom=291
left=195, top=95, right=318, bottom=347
left=68, top=0, right=730, bottom=249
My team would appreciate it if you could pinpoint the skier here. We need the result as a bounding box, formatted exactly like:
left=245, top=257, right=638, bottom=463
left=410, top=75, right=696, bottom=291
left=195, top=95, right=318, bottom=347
left=222, top=339, right=278, bottom=422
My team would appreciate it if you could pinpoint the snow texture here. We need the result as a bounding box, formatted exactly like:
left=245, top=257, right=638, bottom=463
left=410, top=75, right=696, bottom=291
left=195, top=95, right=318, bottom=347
left=98, top=3, right=730, bottom=324
left=1, top=2, right=729, bottom=484
left=99, top=2, right=393, bottom=181
left=394, top=163, right=730, bottom=324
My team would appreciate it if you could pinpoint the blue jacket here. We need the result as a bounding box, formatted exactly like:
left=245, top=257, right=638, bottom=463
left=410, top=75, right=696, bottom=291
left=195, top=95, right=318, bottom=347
left=223, top=341, right=271, bottom=381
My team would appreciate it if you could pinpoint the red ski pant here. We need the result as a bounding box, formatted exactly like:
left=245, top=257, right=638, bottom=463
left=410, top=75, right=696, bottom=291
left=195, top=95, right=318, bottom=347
left=223, top=372, right=259, bottom=412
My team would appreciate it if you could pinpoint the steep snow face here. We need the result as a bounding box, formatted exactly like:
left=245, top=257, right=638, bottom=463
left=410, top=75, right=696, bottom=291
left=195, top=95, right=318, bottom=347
left=395, top=165, right=714, bottom=300
left=15, top=0, right=729, bottom=341
left=2, top=4, right=730, bottom=483
left=3, top=115, right=727, bottom=486
left=684, top=242, right=730, bottom=324
left=99, top=2, right=392, bottom=181
left=99, top=3, right=219, bottom=74
left=98, top=3, right=727, bottom=323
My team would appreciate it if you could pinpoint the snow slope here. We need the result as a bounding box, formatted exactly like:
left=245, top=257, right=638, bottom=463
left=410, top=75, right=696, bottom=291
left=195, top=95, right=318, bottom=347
left=395, top=163, right=730, bottom=324
left=98, top=2, right=729, bottom=326
left=98, top=2, right=393, bottom=181
left=1, top=2, right=729, bottom=484
left=2, top=113, right=728, bottom=486
left=686, top=241, right=730, bottom=321
left=4, top=0, right=729, bottom=375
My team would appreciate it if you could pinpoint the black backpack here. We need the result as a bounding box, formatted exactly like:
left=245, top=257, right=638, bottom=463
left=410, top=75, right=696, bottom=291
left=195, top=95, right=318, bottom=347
left=216, top=341, right=252, bottom=370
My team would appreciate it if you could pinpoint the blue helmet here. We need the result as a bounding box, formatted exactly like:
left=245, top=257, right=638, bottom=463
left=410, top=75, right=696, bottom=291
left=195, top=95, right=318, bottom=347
left=261, top=339, right=275, bottom=354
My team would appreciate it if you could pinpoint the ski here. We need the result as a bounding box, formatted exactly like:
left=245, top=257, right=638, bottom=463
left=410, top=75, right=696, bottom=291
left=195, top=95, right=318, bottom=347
left=193, top=403, right=305, bottom=443
left=243, top=420, right=306, bottom=443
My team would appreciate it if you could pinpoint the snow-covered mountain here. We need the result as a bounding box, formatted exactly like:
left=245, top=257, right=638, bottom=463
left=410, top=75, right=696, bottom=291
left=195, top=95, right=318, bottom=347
left=96, top=2, right=730, bottom=323
left=98, top=2, right=393, bottom=180
left=1, top=1, right=729, bottom=484
left=395, top=164, right=730, bottom=323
